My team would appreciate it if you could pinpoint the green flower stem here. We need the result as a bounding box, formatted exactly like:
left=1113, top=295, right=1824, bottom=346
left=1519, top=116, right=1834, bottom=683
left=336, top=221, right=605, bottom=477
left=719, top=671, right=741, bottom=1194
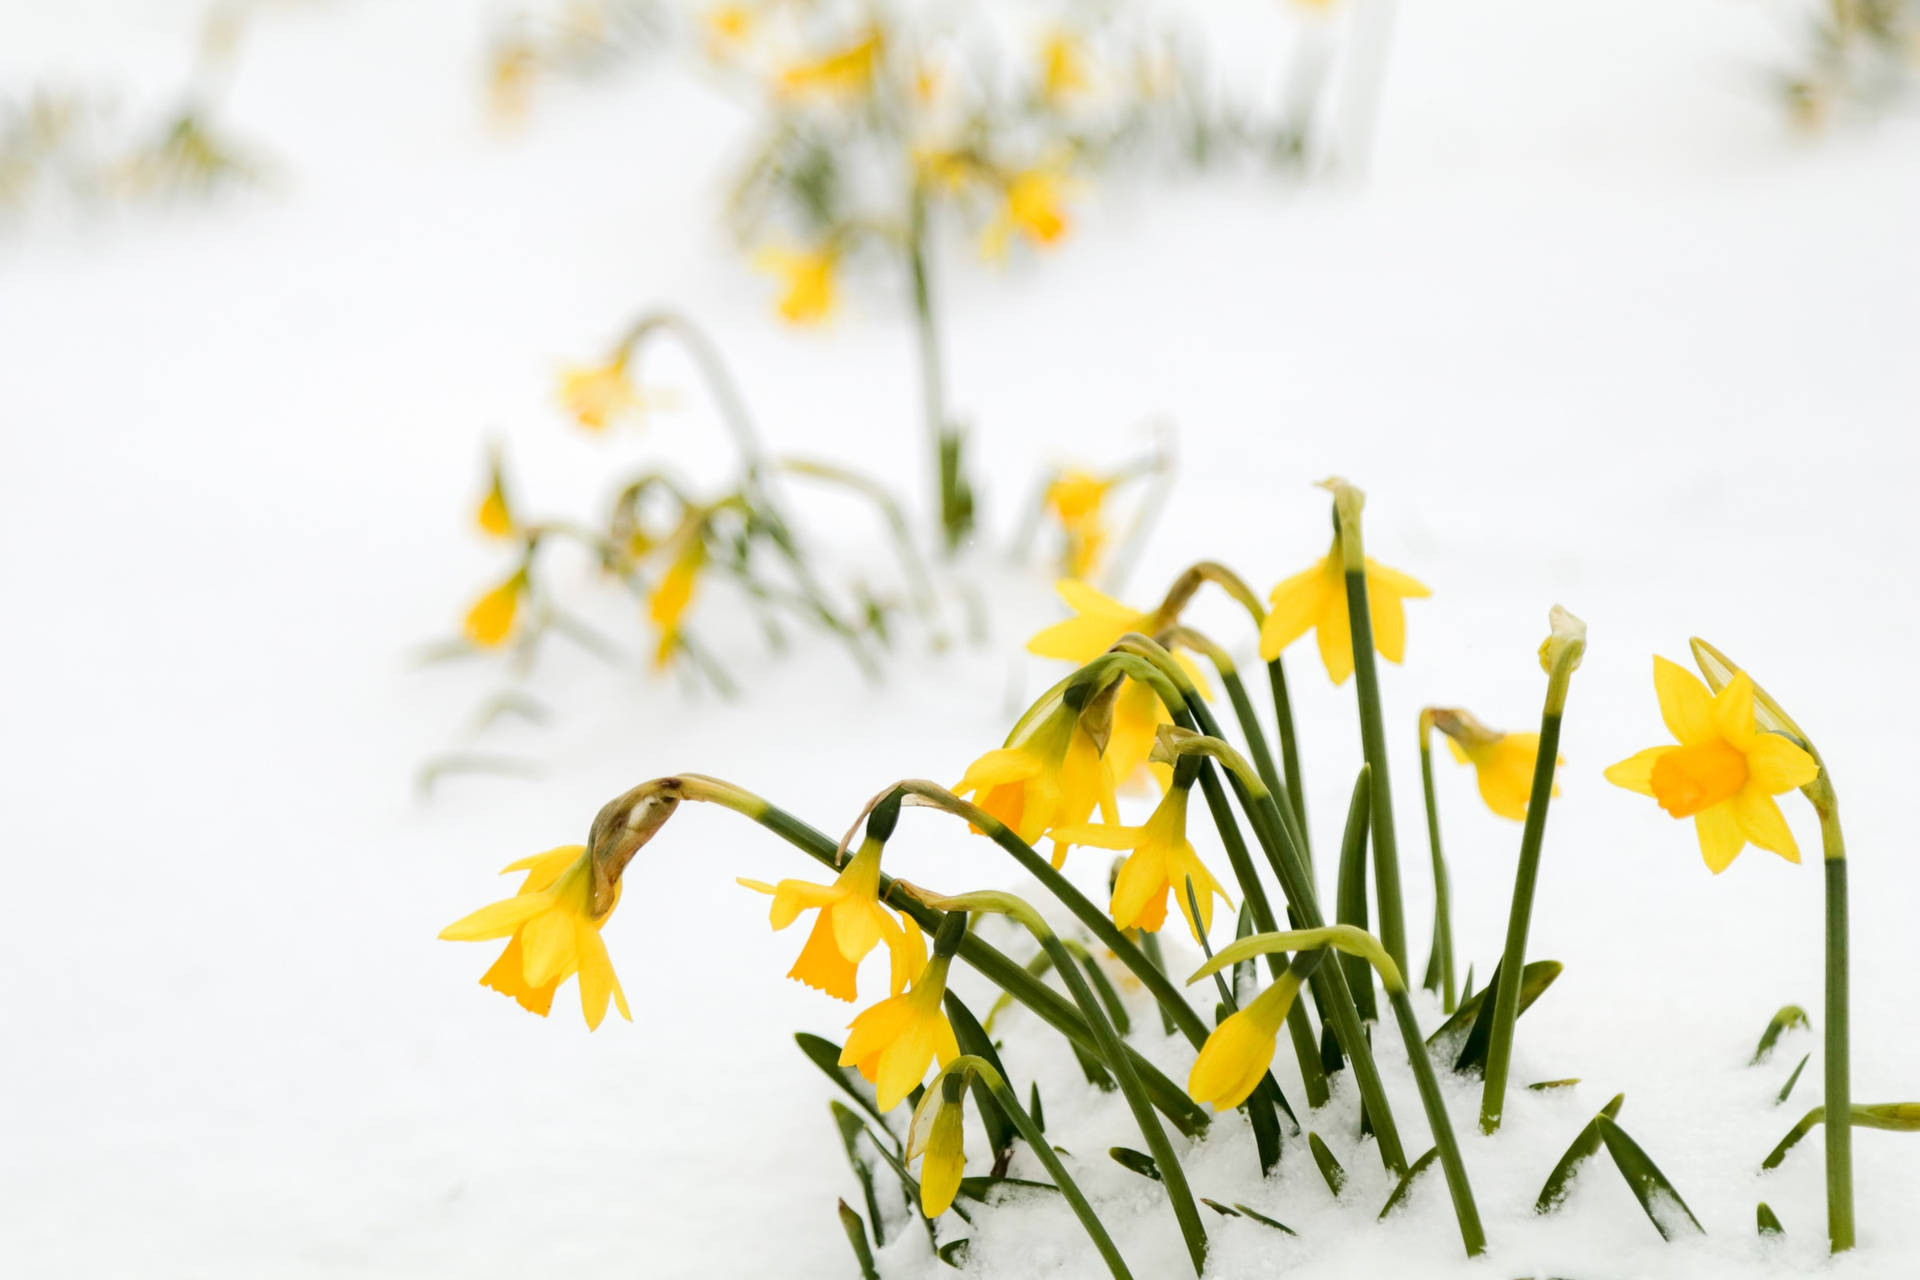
left=1417, top=714, right=1457, bottom=1013
left=670, top=775, right=1210, bottom=1137
left=1162, top=625, right=1284, bottom=802
left=906, top=187, right=971, bottom=553
left=1332, top=499, right=1409, bottom=976
left=1815, top=781, right=1854, bottom=1252
left=1267, top=657, right=1312, bottom=868
left=947, top=1057, right=1135, bottom=1279
left=1194, top=927, right=1486, bottom=1257
left=892, top=781, right=1214, bottom=1051
left=929, top=893, right=1209, bottom=1276
left=770, top=457, right=944, bottom=641
left=1478, top=620, right=1583, bottom=1134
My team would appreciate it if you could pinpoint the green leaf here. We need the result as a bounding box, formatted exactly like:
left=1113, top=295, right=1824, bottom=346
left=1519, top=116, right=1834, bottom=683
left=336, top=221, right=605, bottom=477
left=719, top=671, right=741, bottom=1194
left=937, top=1237, right=971, bottom=1266
left=1308, top=1132, right=1347, bottom=1197
left=831, top=1103, right=888, bottom=1246
left=945, top=993, right=1016, bottom=1169
left=863, top=1122, right=972, bottom=1226
left=1065, top=941, right=1131, bottom=1037
left=1230, top=1203, right=1297, bottom=1235
left=1378, top=1146, right=1440, bottom=1220
left=1138, top=927, right=1180, bottom=1038
left=1535, top=1093, right=1626, bottom=1214
left=1776, top=1054, right=1810, bottom=1106
left=1029, top=1082, right=1046, bottom=1134
left=1750, top=1005, right=1810, bottom=1065
left=1595, top=1116, right=1705, bottom=1240
left=796, top=1033, right=894, bottom=1138
left=1109, top=1146, right=1161, bottom=1181
left=1757, top=1202, right=1784, bottom=1237
left=837, top=1200, right=880, bottom=1280
left=1762, top=1103, right=1920, bottom=1170
left=1428, top=959, right=1563, bottom=1075
left=1528, top=1078, right=1582, bottom=1091
left=1334, top=767, right=1378, bottom=1022
left=958, top=1175, right=1059, bottom=1203
left=1460, top=964, right=1475, bottom=1003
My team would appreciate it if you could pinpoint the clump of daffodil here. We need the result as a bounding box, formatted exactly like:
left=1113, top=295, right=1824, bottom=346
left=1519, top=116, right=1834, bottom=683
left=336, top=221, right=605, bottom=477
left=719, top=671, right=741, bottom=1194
left=1603, top=657, right=1819, bottom=872
left=1187, top=964, right=1308, bottom=1110
left=1044, top=469, right=1112, bottom=579
left=439, top=844, right=631, bottom=1029
left=647, top=536, right=706, bottom=669
left=954, top=694, right=1118, bottom=866
left=464, top=569, right=527, bottom=648
left=1039, top=28, right=1091, bottom=104
left=778, top=26, right=882, bottom=99
left=1026, top=579, right=1210, bottom=787
left=737, top=837, right=925, bottom=1002
left=755, top=244, right=838, bottom=325
left=1430, top=707, right=1562, bottom=821
left=839, top=948, right=960, bottom=1110
left=558, top=354, right=643, bottom=432
left=906, top=1069, right=969, bottom=1216
left=1055, top=782, right=1230, bottom=943
left=982, top=167, right=1072, bottom=259
left=1259, top=517, right=1429, bottom=685
left=475, top=453, right=515, bottom=539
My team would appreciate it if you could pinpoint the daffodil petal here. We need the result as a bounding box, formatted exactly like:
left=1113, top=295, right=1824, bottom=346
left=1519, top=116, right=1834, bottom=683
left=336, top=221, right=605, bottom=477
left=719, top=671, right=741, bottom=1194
left=1711, top=672, right=1758, bottom=749
left=1694, top=802, right=1746, bottom=874
left=439, top=891, right=551, bottom=942
left=1603, top=746, right=1675, bottom=797
left=1732, top=785, right=1800, bottom=862
left=1653, top=656, right=1716, bottom=746
left=1746, top=732, right=1819, bottom=794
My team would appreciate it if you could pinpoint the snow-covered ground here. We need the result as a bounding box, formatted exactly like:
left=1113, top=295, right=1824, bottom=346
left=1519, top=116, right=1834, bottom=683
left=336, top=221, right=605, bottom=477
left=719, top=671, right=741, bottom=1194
left=4, top=1, right=1918, bottom=1276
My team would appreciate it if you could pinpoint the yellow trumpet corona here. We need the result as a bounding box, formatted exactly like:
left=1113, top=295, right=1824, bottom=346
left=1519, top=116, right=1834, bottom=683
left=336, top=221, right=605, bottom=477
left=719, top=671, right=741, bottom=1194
left=954, top=699, right=1117, bottom=866
left=440, top=845, right=631, bottom=1030
left=1603, top=657, right=1819, bottom=873
left=737, top=838, right=922, bottom=1002
left=1259, top=538, right=1429, bottom=685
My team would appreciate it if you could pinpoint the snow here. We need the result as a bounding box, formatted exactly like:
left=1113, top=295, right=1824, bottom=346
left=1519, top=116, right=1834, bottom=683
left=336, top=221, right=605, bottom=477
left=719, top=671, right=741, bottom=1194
left=3, top=0, right=1918, bottom=1277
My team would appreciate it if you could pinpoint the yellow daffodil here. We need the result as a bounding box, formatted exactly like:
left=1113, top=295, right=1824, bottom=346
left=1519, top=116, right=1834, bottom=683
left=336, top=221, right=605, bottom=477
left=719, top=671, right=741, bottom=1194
left=703, top=3, right=753, bottom=55
left=778, top=27, right=881, bottom=98
left=476, top=461, right=514, bottom=539
left=982, top=168, right=1072, bottom=259
left=907, top=1074, right=968, bottom=1216
left=736, top=839, right=923, bottom=1002
left=647, top=540, right=704, bottom=669
left=755, top=245, right=838, bottom=325
left=464, top=570, right=526, bottom=648
left=1603, top=658, right=1819, bottom=873
left=839, top=952, right=960, bottom=1110
left=558, top=356, right=642, bottom=432
left=1044, top=470, right=1111, bottom=579
left=487, top=40, right=537, bottom=126
left=1258, top=537, right=1429, bottom=685
left=1026, top=580, right=1211, bottom=787
left=1187, top=966, right=1306, bottom=1109
left=1040, top=29, right=1090, bottom=103
left=439, top=844, right=631, bottom=1029
left=1430, top=708, right=1562, bottom=821
left=1054, top=785, right=1230, bottom=942
left=954, top=699, right=1117, bottom=866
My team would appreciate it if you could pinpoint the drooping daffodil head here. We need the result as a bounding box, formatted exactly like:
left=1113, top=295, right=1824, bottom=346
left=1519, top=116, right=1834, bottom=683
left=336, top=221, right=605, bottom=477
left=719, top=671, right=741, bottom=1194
left=1603, top=657, right=1819, bottom=873
left=737, top=836, right=924, bottom=1002
left=1054, top=784, right=1231, bottom=943
left=954, top=694, right=1117, bottom=866
left=838, top=953, right=961, bottom=1111
left=1428, top=707, right=1562, bottom=822
left=907, top=1066, right=971, bottom=1217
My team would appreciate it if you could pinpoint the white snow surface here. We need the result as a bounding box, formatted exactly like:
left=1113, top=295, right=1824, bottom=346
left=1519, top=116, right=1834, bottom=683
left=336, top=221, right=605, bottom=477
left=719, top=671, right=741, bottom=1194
left=4, top=1, right=1918, bottom=1277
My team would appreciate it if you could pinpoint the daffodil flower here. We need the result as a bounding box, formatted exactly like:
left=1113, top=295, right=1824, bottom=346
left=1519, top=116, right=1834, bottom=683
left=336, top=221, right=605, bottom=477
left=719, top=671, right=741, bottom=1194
left=1054, top=785, right=1230, bottom=942
left=1039, top=29, right=1090, bottom=103
left=558, top=357, right=642, bottom=432
left=906, top=1073, right=968, bottom=1216
left=1604, top=658, right=1819, bottom=872
left=439, top=845, right=631, bottom=1029
left=982, top=168, right=1071, bottom=259
left=1432, top=709, right=1562, bottom=821
left=475, top=470, right=514, bottom=539
left=1044, top=470, right=1111, bottom=579
left=954, top=699, right=1117, bottom=866
left=1258, top=537, right=1429, bottom=685
left=755, top=246, right=838, bottom=325
left=777, top=28, right=882, bottom=98
left=464, top=570, right=526, bottom=648
left=737, top=839, right=923, bottom=1002
left=839, top=952, right=960, bottom=1110
left=647, top=540, right=705, bottom=669
left=1026, top=580, right=1210, bottom=787
left=1187, top=966, right=1307, bottom=1110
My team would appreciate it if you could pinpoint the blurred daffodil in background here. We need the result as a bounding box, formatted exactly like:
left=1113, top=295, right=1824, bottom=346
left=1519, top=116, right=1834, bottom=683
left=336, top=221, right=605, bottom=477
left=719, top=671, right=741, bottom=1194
left=1430, top=707, right=1561, bottom=820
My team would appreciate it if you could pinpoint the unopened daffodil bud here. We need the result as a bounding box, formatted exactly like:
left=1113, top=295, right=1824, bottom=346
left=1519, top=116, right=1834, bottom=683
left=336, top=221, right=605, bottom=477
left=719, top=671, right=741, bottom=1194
left=463, top=569, right=527, bottom=648
left=1187, top=965, right=1307, bottom=1110
left=907, top=1068, right=970, bottom=1216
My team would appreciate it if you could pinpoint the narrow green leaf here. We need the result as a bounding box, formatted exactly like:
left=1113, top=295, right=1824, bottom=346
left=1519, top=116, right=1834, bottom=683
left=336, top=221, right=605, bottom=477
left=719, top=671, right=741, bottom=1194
left=945, top=993, right=1015, bottom=1169
left=863, top=1122, right=972, bottom=1225
left=1138, top=927, right=1180, bottom=1038
left=1750, top=1005, right=1810, bottom=1065
left=958, top=1175, right=1059, bottom=1202
left=1535, top=1093, right=1626, bottom=1214
left=1029, top=1082, right=1046, bottom=1134
left=837, top=1200, right=880, bottom=1280
left=1233, top=900, right=1257, bottom=1002
left=831, top=1103, right=888, bottom=1246
left=1070, top=1040, right=1116, bottom=1091
left=1460, top=964, right=1475, bottom=1003
left=1201, top=1198, right=1240, bottom=1217
left=1763, top=1103, right=1920, bottom=1170
left=1309, top=1132, right=1347, bottom=1197
left=1334, top=766, right=1378, bottom=1022
left=1231, top=1203, right=1298, bottom=1235
left=796, top=1033, right=894, bottom=1138
left=1757, top=1202, right=1784, bottom=1237
left=1430, top=959, right=1563, bottom=1075
left=1109, top=1146, right=1161, bottom=1181
left=1776, top=1054, right=1809, bottom=1106
left=1066, top=942, right=1131, bottom=1037
left=1596, top=1116, right=1705, bottom=1240
left=1378, top=1146, right=1440, bottom=1219
left=1528, top=1079, right=1582, bottom=1091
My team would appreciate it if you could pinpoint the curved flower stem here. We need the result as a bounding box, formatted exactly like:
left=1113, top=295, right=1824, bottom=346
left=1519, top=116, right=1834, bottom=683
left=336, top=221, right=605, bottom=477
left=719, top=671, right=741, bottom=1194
left=669, top=774, right=1212, bottom=1137
left=1161, top=626, right=1283, bottom=800
left=890, top=781, right=1214, bottom=1050
left=1118, top=635, right=1407, bottom=1173
left=945, top=1056, right=1134, bottom=1278
left=1194, top=927, right=1486, bottom=1257
left=1417, top=711, right=1457, bottom=1013
left=1330, top=489, right=1408, bottom=975
left=923, top=891, right=1209, bottom=1276
left=1479, top=612, right=1585, bottom=1133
